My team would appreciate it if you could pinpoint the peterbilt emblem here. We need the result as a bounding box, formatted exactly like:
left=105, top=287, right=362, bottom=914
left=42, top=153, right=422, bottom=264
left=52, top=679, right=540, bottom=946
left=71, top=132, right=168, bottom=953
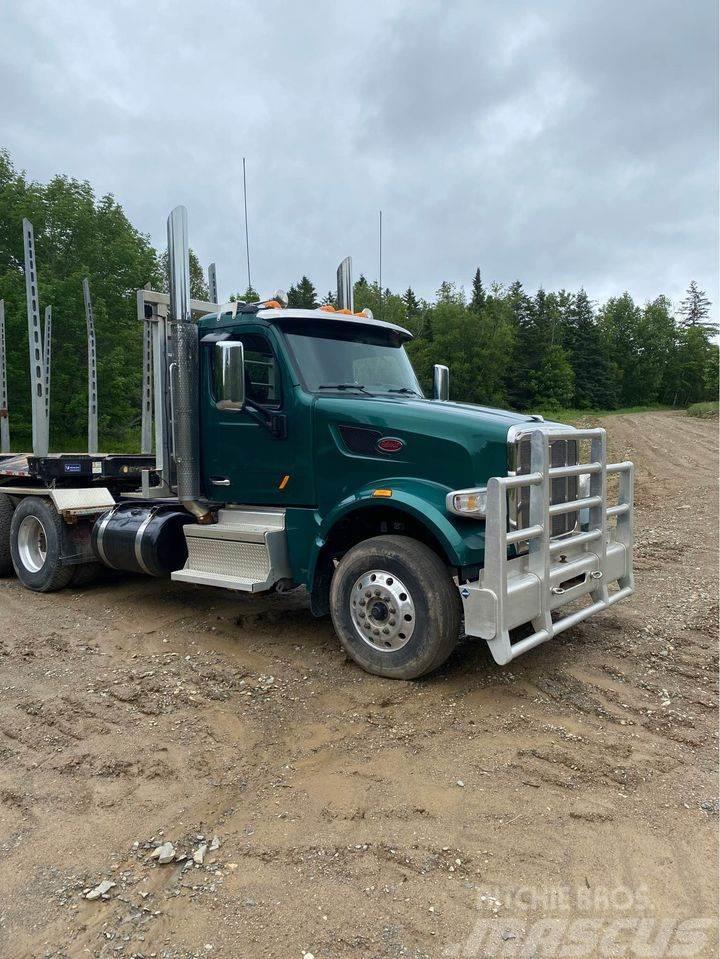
left=376, top=436, right=405, bottom=454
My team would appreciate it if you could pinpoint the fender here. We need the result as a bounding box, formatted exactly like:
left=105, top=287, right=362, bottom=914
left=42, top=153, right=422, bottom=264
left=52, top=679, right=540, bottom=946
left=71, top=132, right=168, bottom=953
left=305, top=476, right=486, bottom=592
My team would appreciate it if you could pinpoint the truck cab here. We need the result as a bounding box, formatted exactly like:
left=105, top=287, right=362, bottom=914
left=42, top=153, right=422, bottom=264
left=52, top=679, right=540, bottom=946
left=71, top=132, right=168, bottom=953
left=1, top=207, right=634, bottom=680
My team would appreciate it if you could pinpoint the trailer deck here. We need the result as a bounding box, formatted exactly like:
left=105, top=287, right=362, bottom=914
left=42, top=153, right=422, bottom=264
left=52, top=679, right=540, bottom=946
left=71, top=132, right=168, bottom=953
left=0, top=452, right=156, bottom=486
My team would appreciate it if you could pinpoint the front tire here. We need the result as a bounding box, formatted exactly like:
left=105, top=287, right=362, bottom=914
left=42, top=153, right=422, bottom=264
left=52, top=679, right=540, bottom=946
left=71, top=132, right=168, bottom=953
left=10, top=497, right=74, bottom=592
left=330, top=535, right=460, bottom=679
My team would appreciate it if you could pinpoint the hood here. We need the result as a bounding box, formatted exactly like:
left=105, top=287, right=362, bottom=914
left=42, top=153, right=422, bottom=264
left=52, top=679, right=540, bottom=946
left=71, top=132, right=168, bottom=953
left=312, top=394, right=547, bottom=501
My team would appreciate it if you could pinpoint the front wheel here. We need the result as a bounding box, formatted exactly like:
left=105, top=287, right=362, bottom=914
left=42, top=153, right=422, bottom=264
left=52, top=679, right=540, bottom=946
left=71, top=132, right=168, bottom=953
left=329, top=535, right=460, bottom=679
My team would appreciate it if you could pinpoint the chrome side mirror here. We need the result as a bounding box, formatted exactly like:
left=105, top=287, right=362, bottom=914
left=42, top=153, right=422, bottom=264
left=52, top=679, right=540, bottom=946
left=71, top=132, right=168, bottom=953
left=215, top=341, right=245, bottom=410
left=433, top=364, right=449, bottom=401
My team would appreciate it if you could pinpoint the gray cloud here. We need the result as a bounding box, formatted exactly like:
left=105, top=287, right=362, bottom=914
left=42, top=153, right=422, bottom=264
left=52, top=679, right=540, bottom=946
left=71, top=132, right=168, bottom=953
left=0, top=0, right=716, bottom=316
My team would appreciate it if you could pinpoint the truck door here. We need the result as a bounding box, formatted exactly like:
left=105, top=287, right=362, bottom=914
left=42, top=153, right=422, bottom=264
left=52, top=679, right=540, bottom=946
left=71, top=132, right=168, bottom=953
left=201, top=327, right=313, bottom=506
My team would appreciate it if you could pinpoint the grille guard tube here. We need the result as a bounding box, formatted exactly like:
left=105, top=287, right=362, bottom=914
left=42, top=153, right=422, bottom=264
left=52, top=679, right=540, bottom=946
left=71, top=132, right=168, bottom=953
left=459, top=427, right=634, bottom=665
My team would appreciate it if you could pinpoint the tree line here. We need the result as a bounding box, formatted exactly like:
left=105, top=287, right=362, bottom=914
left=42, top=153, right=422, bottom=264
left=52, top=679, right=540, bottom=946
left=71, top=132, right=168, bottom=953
left=251, top=271, right=717, bottom=414
left=0, top=148, right=717, bottom=448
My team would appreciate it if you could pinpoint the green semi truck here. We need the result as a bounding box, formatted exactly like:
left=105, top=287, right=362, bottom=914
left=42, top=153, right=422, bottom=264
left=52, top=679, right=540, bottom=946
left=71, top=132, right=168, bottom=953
left=0, top=207, right=634, bottom=679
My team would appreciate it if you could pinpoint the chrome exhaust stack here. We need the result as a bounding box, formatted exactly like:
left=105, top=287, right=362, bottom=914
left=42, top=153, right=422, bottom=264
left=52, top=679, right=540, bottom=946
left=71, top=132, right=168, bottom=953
left=336, top=256, right=353, bottom=312
left=167, top=206, right=211, bottom=522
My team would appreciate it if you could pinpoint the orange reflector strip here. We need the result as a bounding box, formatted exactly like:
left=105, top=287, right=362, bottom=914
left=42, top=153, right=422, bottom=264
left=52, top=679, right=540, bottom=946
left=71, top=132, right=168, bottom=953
left=278, top=474, right=290, bottom=490
left=372, top=489, right=393, bottom=498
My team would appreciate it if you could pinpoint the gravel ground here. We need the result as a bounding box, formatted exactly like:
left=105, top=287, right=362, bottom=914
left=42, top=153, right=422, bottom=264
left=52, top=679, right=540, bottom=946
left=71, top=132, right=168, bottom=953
left=0, top=410, right=717, bottom=959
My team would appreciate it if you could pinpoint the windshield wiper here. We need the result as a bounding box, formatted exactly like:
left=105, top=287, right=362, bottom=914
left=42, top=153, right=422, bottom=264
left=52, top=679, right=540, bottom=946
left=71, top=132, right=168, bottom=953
left=318, top=383, right=373, bottom=395
left=385, top=387, right=422, bottom=396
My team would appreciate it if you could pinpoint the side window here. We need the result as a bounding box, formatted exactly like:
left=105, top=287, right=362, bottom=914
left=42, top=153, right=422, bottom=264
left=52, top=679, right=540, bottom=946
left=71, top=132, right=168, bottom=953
left=237, top=333, right=282, bottom=407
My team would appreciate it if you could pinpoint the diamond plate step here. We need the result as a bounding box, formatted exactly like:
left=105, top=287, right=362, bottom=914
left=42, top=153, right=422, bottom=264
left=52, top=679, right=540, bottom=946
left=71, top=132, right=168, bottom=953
left=171, top=508, right=290, bottom=592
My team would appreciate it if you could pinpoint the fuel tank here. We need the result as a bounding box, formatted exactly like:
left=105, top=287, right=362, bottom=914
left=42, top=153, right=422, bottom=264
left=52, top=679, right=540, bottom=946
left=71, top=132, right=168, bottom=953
left=92, top=503, right=193, bottom=577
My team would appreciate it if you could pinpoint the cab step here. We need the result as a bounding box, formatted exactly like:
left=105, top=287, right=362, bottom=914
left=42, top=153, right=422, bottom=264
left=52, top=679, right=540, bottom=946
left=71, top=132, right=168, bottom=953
left=171, top=508, right=291, bottom=592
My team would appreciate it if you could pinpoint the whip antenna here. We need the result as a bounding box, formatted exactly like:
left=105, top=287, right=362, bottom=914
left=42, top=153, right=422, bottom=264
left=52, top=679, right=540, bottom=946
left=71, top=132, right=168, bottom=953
left=243, top=157, right=252, bottom=293
left=379, top=209, right=383, bottom=320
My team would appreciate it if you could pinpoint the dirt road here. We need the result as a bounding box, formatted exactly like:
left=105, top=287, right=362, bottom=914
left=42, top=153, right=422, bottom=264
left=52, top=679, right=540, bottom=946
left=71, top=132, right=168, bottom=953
left=0, top=411, right=717, bottom=959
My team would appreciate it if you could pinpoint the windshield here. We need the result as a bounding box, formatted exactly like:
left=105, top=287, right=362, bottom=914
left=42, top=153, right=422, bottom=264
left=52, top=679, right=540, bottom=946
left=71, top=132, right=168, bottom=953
left=283, top=326, right=423, bottom=396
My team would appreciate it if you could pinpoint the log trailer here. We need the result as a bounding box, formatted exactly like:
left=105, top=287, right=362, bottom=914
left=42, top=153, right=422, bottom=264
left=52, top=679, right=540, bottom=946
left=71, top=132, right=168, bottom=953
left=0, top=207, right=634, bottom=679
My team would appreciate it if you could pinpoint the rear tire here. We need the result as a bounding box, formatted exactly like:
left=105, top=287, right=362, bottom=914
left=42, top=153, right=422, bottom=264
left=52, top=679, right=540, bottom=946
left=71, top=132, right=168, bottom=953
left=69, top=562, right=102, bottom=587
left=330, top=535, right=460, bottom=679
left=0, top=493, right=14, bottom=576
left=10, top=497, right=74, bottom=592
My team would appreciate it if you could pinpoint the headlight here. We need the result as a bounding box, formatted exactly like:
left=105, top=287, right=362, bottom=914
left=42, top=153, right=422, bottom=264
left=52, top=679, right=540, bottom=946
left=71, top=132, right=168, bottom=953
left=446, top=487, right=487, bottom=517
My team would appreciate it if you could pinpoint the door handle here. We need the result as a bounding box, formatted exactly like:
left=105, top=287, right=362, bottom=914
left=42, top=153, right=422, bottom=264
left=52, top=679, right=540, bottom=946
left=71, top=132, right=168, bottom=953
left=210, top=476, right=231, bottom=486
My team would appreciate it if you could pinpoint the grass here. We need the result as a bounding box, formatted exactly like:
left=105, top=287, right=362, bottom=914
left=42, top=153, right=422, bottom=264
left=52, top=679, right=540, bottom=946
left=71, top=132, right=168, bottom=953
left=686, top=401, right=719, bottom=419
left=533, top=403, right=674, bottom=423
left=6, top=427, right=142, bottom=456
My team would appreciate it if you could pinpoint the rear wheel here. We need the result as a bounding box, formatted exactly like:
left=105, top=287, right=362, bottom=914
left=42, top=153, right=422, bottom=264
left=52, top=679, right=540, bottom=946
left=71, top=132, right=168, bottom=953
left=0, top=493, right=14, bottom=576
left=330, top=535, right=460, bottom=679
left=69, top=562, right=102, bottom=587
left=10, top=497, right=74, bottom=592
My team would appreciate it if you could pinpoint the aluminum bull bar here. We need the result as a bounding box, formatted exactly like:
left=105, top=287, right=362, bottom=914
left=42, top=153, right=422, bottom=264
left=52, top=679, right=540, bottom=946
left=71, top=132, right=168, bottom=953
left=460, top=428, right=634, bottom=665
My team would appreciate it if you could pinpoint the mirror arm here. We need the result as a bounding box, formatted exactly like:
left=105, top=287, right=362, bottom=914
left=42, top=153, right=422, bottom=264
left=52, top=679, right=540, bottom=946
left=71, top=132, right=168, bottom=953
left=244, top=399, right=287, bottom=439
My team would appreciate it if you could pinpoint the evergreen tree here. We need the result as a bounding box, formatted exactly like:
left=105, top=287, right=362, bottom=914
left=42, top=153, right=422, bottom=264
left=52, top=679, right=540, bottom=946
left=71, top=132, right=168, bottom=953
left=506, top=282, right=531, bottom=408
left=287, top=275, right=317, bottom=309
left=321, top=290, right=337, bottom=307
left=230, top=286, right=259, bottom=303
left=564, top=290, right=618, bottom=409
left=666, top=284, right=716, bottom=403
left=678, top=281, right=714, bottom=333
left=506, top=284, right=571, bottom=410
left=529, top=345, right=575, bottom=411
left=402, top=287, right=420, bottom=320
left=674, top=327, right=715, bottom=405
left=599, top=293, right=642, bottom=406
left=469, top=268, right=485, bottom=313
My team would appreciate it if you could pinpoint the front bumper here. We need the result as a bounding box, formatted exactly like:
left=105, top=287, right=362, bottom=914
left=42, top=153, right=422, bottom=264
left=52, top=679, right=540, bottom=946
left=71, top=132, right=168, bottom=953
left=459, top=427, right=634, bottom=665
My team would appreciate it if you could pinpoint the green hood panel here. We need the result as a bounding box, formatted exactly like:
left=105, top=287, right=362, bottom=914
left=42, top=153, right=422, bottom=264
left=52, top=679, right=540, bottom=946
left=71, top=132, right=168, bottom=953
left=313, top=395, right=536, bottom=516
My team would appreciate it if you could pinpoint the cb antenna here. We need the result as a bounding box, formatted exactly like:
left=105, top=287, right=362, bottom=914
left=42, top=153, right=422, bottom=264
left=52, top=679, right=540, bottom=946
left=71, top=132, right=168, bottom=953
left=243, top=157, right=252, bottom=294
left=379, top=209, right=383, bottom=320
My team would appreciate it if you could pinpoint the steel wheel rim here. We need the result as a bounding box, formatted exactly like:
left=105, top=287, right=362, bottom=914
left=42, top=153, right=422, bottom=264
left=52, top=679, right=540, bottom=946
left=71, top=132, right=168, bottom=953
left=350, top=569, right=416, bottom=652
left=17, top=515, right=48, bottom=573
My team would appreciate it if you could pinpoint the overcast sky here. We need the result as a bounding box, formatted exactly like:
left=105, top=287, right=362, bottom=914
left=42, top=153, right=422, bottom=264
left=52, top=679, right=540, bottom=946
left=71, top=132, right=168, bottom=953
left=1, top=0, right=718, bottom=316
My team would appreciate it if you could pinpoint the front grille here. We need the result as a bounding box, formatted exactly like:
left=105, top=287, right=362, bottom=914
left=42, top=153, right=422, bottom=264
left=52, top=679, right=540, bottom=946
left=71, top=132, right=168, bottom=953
left=511, top=434, right=579, bottom=539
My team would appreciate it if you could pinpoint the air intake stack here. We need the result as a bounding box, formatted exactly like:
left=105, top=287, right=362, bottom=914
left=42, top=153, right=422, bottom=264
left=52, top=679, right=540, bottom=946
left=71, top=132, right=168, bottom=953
left=336, top=256, right=353, bottom=312
left=167, top=206, right=210, bottom=522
